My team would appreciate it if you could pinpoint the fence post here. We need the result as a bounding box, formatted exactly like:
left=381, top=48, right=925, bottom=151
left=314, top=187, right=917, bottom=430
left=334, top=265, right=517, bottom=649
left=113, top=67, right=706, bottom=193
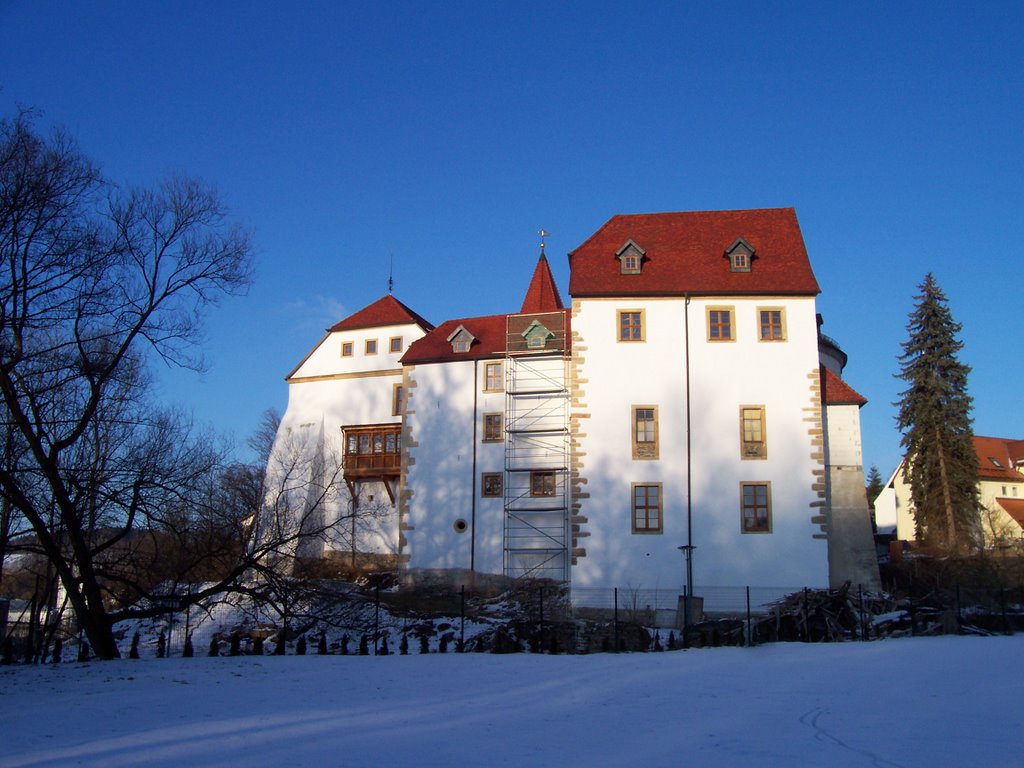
left=460, top=584, right=466, bottom=652
left=539, top=586, right=545, bottom=654
left=682, top=585, right=689, bottom=649
left=613, top=587, right=619, bottom=653
left=1000, top=585, right=1009, bottom=635
left=745, top=586, right=752, bottom=647
left=802, top=587, right=809, bottom=642
left=956, top=583, right=962, bottom=629
left=374, top=585, right=380, bottom=656
left=858, top=585, right=867, bottom=641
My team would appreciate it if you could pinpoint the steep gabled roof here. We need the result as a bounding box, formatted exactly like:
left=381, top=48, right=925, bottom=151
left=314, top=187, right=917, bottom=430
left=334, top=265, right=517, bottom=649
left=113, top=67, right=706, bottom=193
left=328, top=294, right=434, bottom=333
left=569, top=208, right=820, bottom=297
left=520, top=254, right=564, bottom=313
left=974, top=436, right=1024, bottom=482
left=820, top=366, right=867, bottom=406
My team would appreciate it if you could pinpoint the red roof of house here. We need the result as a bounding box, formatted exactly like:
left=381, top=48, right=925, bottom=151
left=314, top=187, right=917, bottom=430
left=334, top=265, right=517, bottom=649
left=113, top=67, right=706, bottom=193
left=974, top=436, right=1024, bottom=482
left=328, top=295, right=434, bottom=333
left=568, top=208, right=820, bottom=297
left=820, top=366, right=867, bottom=406
left=521, top=254, right=564, bottom=313
left=402, top=310, right=571, bottom=365
left=994, top=498, right=1024, bottom=529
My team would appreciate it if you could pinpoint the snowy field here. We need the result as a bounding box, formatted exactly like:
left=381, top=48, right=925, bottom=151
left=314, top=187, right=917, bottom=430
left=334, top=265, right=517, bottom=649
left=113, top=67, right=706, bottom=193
left=1, top=636, right=1020, bottom=768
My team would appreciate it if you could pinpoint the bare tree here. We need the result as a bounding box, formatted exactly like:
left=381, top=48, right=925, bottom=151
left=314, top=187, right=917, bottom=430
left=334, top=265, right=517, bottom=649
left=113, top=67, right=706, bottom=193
left=0, top=112, right=256, bottom=658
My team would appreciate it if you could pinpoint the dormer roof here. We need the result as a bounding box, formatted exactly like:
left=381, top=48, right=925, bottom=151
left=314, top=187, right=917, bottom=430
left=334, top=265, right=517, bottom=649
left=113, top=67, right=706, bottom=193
left=328, top=294, right=434, bottom=333
left=569, top=208, right=820, bottom=297
left=520, top=254, right=564, bottom=313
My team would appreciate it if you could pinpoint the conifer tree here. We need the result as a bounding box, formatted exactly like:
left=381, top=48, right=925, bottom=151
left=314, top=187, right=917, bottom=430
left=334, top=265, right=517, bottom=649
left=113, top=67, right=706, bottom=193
left=865, top=465, right=884, bottom=533
left=895, top=274, right=982, bottom=551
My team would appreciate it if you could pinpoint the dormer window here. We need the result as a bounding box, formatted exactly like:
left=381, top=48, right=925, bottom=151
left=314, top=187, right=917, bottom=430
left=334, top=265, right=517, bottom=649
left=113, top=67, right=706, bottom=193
left=615, top=240, right=646, bottom=275
left=725, top=238, right=755, bottom=273
left=522, top=319, right=554, bottom=350
left=446, top=324, right=476, bottom=354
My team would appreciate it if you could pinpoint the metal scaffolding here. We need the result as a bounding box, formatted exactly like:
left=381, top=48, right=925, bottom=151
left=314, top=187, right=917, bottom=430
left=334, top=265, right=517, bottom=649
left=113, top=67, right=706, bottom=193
left=503, top=311, right=570, bottom=581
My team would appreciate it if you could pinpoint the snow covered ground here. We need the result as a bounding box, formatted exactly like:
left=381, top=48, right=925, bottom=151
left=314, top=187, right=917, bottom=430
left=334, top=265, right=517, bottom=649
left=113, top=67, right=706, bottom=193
left=1, top=636, right=1020, bottom=767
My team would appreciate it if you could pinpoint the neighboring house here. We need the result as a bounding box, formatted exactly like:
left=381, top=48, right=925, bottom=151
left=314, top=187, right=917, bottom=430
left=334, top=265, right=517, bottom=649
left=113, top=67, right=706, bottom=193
left=889, top=436, right=1024, bottom=548
left=263, top=208, right=880, bottom=601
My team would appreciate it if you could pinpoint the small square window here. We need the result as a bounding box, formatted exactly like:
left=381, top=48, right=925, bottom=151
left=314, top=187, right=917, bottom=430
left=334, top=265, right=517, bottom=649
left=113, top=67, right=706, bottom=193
left=530, top=470, right=556, bottom=497
left=758, top=309, right=786, bottom=341
left=621, top=252, right=640, bottom=274
left=632, top=483, right=662, bottom=533
left=731, top=252, right=749, bottom=271
left=483, top=413, right=503, bottom=442
left=390, top=336, right=403, bottom=353
left=484, top=362, right=503, bottom=392
left=707, top=307, right=734, bottom=341
left=482, top=472, right=503, bottom=498
left=618, top=310, right=644, bottom=342
left=741, top=482, right=772, bottom=533
left=365, top=339, right=378, bottom=355
left=341, top=341, right=353, bottom=357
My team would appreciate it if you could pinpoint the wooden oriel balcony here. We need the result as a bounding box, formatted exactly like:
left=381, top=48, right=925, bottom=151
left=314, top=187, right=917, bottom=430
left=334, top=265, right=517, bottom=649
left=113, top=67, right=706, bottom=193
left=343, top=424, right=402, bottom=479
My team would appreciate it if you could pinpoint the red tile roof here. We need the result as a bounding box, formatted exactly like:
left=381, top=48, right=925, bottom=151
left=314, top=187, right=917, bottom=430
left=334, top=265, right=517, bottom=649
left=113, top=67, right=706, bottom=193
left=402, top=310, right=571, bottom=365
left=328, top=295, right=434, bottom=333
left=974, top=436, right=1024, bottom=482
left=994, top=498, right=1024, bottom=529
left=820, top=366, right=867, bottom=406
left=569, top=208, right=820, bottom=297
left=521, top=254, right=564, bottom=313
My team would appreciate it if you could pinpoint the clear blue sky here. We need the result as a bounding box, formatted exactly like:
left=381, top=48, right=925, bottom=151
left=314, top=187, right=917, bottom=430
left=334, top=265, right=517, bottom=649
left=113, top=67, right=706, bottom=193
left=2, top=1, right=1021, bottom=474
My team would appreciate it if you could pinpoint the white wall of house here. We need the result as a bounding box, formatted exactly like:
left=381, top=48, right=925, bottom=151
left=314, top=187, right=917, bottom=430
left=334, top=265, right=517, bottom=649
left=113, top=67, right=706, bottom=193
left=402, top=358, right=507, bottom=575
left=570, top=295, right=828, bottom=591
left=266, top=322, right=427, bottom=560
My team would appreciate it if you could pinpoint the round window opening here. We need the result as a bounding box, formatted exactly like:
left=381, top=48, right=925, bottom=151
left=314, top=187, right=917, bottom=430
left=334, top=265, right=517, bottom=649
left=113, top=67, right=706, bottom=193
left=453, top=518, right=468, bottom=534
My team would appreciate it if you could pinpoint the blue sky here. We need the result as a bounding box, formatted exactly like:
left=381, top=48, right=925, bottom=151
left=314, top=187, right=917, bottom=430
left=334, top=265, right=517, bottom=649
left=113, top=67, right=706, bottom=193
left=2, top=1, right=1021, bottom=474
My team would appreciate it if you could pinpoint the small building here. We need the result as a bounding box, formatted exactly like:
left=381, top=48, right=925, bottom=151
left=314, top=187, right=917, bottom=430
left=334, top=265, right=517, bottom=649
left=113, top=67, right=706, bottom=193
left=888, top=436, right=1024, bottom=549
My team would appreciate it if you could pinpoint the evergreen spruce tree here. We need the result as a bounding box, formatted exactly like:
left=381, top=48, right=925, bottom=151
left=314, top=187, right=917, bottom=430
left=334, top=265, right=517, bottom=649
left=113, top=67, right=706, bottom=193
left=865, top=465, right=885, bottom=533
left=895, top=274, right=982, bottom=551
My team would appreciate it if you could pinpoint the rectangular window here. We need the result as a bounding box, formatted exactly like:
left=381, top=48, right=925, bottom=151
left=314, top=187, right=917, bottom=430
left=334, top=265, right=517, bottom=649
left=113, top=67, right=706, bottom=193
left=530, top=470, right=556, bottom=497
left=707, top=307, right=734, bottom=341
left=740, top=406, right=767, bottom=459
left=632, top=405, right=659, bottom=460
left=392, top=384, right=405, bottom=416
left=741, top=482, right=772, bottom=533
left=389, top=336, right=403, bottom=353
left=482, top=472, right=503, bottom=497
left=341, top=341, right=353, bottom=357
left=483, top=413, right=503, bottom=442
left=484, top=361, right=503, bottom=392
left=632, top=483, right=663, bottom=533
left=365, top=338, right=378, bottom=354
left=617, top=310, right=644, bottom=342
left=758, top=308, right=786, bottom=341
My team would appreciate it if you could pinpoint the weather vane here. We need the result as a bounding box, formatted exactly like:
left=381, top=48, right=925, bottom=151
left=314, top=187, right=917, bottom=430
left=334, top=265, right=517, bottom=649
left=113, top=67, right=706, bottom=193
left=538, top=229, right=550, bottom=253
left=387, top=254, right=394, bottom=295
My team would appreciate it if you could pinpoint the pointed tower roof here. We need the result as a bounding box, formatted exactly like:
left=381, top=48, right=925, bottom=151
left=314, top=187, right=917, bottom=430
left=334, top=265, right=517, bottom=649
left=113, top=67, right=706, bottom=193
left=328, top=294, right=434, bottom=333
left=520, top=254, right=564, bottom=313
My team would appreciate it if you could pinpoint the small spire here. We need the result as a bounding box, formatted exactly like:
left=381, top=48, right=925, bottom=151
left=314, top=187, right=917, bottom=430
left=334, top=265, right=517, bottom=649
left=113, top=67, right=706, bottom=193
left=387, top=254, right=394, bottom=294
left=538, top=229, right=550, bottom=256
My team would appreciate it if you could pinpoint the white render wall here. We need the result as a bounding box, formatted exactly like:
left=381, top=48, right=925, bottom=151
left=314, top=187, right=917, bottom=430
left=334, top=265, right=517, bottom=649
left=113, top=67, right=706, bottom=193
left=570, top=296, right=828, bottom=591
left=402, top=358, right=507, bottom=575
left=266, top=321, right=428, bottom=560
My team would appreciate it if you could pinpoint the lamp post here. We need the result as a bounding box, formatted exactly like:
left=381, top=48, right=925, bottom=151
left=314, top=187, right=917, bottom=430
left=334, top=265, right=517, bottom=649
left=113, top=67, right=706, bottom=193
left=677, top=545, right=696, bottom=627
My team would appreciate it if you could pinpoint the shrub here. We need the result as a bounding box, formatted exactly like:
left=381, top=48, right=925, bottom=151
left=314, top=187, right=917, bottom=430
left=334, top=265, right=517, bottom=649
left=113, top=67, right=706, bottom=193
left=77, top=641, right=90, bottom=663
left=296, top=635, right=307, bottom=655
left=209, top=637, right=220, bottom=657
left=156, top=632, right=166, bottom=659
left=419, top=635, right=429, bottom=654
left=438, top=635, right=448, bottom=654
left=318, top=633, right=327, bottom=655
left=358, top=635, right=369, bottom=656
left=229, top=635, right=240, bottom=656
left=52, top=637, right=63, bottom=664
left=379, top=636, right=389, bottom=656
left=399, top=635, right=409, bottom=655
left=341, top=635, right=350, bottom=656
left=183, top=636, right=194, bottom=657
